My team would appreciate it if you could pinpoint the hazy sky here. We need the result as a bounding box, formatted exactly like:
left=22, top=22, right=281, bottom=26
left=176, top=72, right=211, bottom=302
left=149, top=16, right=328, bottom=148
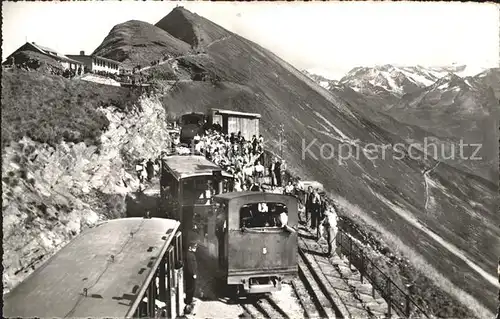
left=2, top=1, right=499, bottom=79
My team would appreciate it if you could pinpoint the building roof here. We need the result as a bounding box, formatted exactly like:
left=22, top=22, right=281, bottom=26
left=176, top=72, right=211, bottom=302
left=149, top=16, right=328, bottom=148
left=3, top=217, right=180, bottom=318
left=211, top=108, right=262, bottom=119
left=66, top=54, right=122, bottom=66
left=28, top=42, right=83, bottom=65
left=162, top=155, right=232, bottom=180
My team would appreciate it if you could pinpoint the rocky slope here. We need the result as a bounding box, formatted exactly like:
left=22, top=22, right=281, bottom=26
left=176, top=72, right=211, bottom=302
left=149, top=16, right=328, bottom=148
left=2, top=79, right=171, bottom=292
left=94, top=7, right=500, bottom=316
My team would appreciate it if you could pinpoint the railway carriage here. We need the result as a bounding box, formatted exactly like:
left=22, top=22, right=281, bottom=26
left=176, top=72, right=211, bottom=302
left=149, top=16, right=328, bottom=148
left=160, top=154, right=233, bottom=249
left=3, top=217, right=184, bottom=319
left=210, top=191, right=299, bottom=294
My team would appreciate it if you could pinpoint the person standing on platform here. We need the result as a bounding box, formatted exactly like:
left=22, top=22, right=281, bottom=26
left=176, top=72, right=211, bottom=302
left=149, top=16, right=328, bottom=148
left=274, top=158, right=282, bottom=187
left=310, top=188, right=322, bottom=237
left=269, top=159, right=276, bottom=189
left=320, top=205, right=338, bottom=257
left=304, top=186, right=314, bottom=226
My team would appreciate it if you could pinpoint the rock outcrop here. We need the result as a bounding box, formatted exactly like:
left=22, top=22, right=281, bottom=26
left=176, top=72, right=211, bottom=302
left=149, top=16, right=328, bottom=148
left=2, top=94, right=171, bottom=292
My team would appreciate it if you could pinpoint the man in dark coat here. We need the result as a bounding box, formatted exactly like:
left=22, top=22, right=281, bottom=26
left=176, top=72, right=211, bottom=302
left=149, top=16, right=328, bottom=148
left=146, top=159, right=155, bottom=182
left=304, top=186, right=314, bottom=226
left=274, top=159, right=282, bottom=187
left=310, top=188, right=322, bottom=231
left=184, top=240, right=198, bottom=312
left=269, top=160, right=276, bottom=189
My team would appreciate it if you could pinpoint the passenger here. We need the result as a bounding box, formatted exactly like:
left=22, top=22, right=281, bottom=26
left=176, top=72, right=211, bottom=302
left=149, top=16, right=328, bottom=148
left=310, top=188, right=322, bottom=237
left=184, top=240, right=198, bottom=313
left=203, top=180, right=214, bottom=205
left=153, top=158, right=160, bottom=175
left=280, top=160, right=287, bottom=185
left=254, top=160, right=265, bottom=179
left=135, top=160, right=144, bottom=181
left=269, top=159, right=277, bottom=189
left=279, top=210, right=288, bottom=228
left=284, top=181, right=294, bottom=196
left=233, top=179, right=243, bottom=192
left=146, top=159, right=154, bottom=181
left=141, top=164, right=148, bottom=183
left=251, top=135, right=258, bottom=153
left=250, top=182, right=262, bottom=192
left=194, top=133, right=201, bottom=143
left=274, top=158, right=282, bottom=187
left=321, top=205, right=338, bottom=257
left=305, top=186, right=314, bottom=226
left=258, top=202, right=268, bottom=214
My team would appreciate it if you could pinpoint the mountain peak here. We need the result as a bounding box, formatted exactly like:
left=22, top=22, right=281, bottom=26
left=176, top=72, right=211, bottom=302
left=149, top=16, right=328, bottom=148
left=155, top=7, right=231, bottom=49
left=92, top=19, right=191, bottom=68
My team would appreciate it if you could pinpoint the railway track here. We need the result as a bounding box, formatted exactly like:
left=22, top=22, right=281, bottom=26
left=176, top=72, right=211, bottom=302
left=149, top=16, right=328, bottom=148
left=239, top=294, right=289, bottom=319
left=238, top=248, right=344, bottom=319
left=298, top=227, right=387, bottom=319
left=297, top=247, right=342, bottom=318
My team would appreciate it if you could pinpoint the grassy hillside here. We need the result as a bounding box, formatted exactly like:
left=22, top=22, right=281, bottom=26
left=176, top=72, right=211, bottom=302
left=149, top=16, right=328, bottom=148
left=92, top=20, right=192, bottom=69
left=1, top=68, right=141, bottom=150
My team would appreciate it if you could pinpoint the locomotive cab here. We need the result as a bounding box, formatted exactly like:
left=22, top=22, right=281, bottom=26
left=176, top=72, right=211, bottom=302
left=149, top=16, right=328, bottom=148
left=212, top=192, right=298, bottom=295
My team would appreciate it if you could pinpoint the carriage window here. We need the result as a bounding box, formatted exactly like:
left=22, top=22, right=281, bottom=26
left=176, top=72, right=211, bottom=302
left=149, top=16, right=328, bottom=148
left=181, top=114, right=204, bottom=125
left=240, top=202, right=288, bottom=228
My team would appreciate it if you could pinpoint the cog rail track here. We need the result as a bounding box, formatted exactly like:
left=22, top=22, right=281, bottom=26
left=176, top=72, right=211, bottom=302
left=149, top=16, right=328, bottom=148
left=297, top=246, right=342, bottom=318
left=240, top=294, right=288, bottom=319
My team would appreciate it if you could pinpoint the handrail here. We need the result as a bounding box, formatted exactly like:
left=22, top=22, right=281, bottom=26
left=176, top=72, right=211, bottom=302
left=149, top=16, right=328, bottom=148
left=335, top=230, right=430, bottom=318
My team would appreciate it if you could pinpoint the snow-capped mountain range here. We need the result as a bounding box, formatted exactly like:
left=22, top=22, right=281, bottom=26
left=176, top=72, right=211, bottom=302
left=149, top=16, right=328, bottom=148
left=304, top=64, right=491, bottom=97
left=303, top=65, right=499, bottom=182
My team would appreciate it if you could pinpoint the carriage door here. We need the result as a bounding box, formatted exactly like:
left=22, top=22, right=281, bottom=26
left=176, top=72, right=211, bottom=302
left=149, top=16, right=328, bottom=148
left=166, top=246, right=176, bottom=319
left=174, top=232, right=184, bottom=317
left=215, top=201, right=228, bottom=271
left=222, top=115, right=229, bottom=135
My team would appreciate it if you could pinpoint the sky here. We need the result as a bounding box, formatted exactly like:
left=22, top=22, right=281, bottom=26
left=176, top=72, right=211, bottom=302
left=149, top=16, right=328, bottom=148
left=2, top=1, right=499, bottom=80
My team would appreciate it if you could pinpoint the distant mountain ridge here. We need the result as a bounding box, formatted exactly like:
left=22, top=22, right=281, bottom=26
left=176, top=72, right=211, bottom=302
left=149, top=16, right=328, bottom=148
left=305, top=64, right=487, bottom=97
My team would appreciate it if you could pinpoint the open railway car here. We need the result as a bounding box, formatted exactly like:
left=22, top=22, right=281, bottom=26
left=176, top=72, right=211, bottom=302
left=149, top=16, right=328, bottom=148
left=210, top=191, right=299, bottom=295
left=160, top=154, right=233, bottom=249
left=3, top=218, right=184, bottom=319
left=178, top=108, right=262, bottom=145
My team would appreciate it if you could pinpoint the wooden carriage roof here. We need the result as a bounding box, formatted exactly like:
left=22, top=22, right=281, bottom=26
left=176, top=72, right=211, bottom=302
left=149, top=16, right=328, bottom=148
left=3, top=217, right=180, bottom=318
left=211, top=108, right=262, bottom=119
left=162, top=155, right=232, bottom=180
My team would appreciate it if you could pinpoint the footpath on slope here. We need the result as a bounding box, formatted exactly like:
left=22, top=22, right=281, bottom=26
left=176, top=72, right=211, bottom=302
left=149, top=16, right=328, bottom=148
left=297, top=223, right=389, bottom=319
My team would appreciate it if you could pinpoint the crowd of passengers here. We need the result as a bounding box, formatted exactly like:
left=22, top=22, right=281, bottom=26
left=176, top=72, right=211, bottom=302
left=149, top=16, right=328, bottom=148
left=135, top=127, right=337, bottom=234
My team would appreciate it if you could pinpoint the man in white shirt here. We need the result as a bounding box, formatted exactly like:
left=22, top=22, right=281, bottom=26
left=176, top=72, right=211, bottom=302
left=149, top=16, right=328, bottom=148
left=321, top=205, right=338, bottom=257
left=254, top=161, right=264, bottom=184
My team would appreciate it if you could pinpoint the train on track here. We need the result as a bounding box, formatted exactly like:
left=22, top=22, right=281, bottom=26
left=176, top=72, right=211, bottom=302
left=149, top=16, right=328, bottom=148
left=160, top=153, right=298, bottom=295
